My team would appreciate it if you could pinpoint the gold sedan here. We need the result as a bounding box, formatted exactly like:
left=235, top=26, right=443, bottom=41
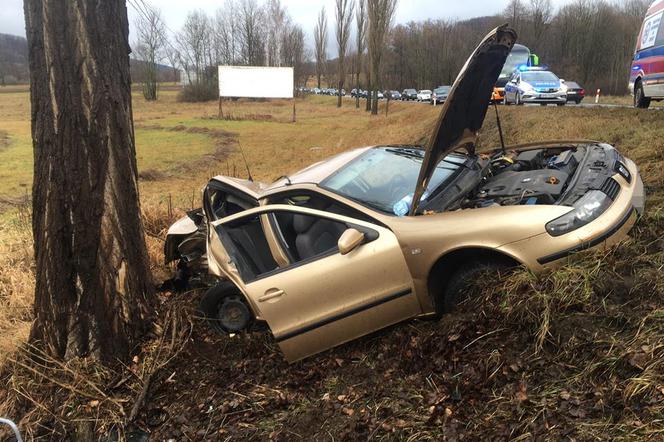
left=165, top=25, right=645, bottom=362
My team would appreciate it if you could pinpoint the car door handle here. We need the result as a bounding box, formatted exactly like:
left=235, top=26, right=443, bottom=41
left=259, top=289, right=285, bottom=302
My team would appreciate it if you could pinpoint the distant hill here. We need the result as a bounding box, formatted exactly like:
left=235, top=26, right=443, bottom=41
left=0, top=33, right=29, bottom=84
left=0, top=33, right=178, bottom=85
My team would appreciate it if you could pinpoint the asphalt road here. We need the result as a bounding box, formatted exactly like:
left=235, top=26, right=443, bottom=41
left=337, top=94, right=663, bottom=110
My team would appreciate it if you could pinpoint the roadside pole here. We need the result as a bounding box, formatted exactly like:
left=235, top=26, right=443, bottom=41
left=218, top=97, right=224, bottom=119
left=595, top=89, right=601, bottom=104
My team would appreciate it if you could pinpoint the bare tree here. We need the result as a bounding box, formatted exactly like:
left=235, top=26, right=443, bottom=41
left=23, top=0, right=155, bottom=364
left=355, top=0, right=367, bottom=108
left=314, top=7, right=328, bottom=89
left=238, top=0, right=266, bottom=65
left=335, top=0, right=355, bottom=107
left=164, top=43, right=180, bottom=83
left=177, top=10, right=213, bottom=83
left=133, top=2, right=166, bottom=100
left=266, top=0, right=287, bottom=66
left=213, top=1, right=240, bottom=66
left=282, top=24, right=307, bottom=88
left=367, top=0, right=397, bottom=114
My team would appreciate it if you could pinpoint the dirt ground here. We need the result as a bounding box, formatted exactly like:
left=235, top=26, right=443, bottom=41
left=0, top=92, right=663, bottom=441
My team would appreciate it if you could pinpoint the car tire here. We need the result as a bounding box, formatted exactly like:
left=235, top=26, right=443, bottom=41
left=199, top=281, right=254, bottom=334
left=439, top=262, right=509, bottom=314
left=634, top=80, right=651, bottom=109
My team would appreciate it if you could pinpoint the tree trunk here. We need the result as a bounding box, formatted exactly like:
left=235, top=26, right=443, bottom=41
left=24, top=0, right=156, bottom=364
left=355, top=71, right=360, bottom=108
left=371, top=89, right=378, bottom=115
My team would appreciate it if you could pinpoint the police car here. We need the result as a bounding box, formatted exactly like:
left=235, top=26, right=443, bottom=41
left=504, top=67, right=567, bottom=106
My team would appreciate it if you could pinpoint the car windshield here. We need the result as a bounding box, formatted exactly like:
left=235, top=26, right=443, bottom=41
left=500, top=45, right=530, bottom=78
left=522, top=71, right=559, bottom=83
left=321, top=147, right=464, bottom=214
left=435, top=87, right=450, bottom=93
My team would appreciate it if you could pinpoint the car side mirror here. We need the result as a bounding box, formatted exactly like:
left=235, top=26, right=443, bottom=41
left=338, top=228, right=365, bottom=255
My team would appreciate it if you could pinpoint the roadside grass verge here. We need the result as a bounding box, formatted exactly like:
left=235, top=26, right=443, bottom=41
left=0, top=91, right=663, bottom=439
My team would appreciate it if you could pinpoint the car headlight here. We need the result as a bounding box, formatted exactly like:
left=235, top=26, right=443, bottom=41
left=545, top=190, right=612, bottom=236
left=615, top=161, right=631, bottom=183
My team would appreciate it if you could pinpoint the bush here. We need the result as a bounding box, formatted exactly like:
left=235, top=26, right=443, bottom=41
left=177, top=81, right=218, bottom=103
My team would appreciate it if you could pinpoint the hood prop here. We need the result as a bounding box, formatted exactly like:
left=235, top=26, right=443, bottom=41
left=493, top=101, right=507, bottom=154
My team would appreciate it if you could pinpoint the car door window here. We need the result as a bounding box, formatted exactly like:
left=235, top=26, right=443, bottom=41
left=205, top=185, right=257, bottom=221
left=269, top=211, right=348, bottom=263
left=217, top=214, right=279, bottom=282
left=218, top=210, right=356, bottom=283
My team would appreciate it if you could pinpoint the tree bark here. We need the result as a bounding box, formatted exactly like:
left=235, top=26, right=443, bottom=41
left=24, top=0, right=156, bottom=364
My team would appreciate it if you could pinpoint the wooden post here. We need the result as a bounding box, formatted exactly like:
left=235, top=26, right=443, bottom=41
left=385, top=96, right=390, bottom=116
left=292, top=98, right=296, bottom=123
left=218, top=97, right=224, bottom=119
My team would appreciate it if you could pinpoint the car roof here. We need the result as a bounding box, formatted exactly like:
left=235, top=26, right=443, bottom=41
left=264, top=146, right=372, bottom=191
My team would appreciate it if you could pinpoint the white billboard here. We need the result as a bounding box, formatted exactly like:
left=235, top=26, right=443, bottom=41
left=218, top=66, right=294, bottom=99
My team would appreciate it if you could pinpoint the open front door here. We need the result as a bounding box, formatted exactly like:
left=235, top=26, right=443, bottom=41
left=212, top=204, right=420, bottom=362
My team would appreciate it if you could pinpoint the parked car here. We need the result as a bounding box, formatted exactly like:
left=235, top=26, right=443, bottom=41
left=431, top=86, right=451, bottom=104
left=386, top=90, right=402, bottom=100
left=401, top=89, right=418, bottom=100
left=417, top=89, right=432, bottom=101
left=165, top=25, right=644, bottom=363
left=504, top=67, right=567, bottom=106
left=563, top=81, right=585, bottom=104
left=629, top=0, right=664, bottom=108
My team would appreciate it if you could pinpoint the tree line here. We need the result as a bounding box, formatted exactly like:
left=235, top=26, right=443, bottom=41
left=131, top=0, right=307, bottom=101
left=131, top=0, right=651, bottom=102
left=380, top=0, right=652, bottom=95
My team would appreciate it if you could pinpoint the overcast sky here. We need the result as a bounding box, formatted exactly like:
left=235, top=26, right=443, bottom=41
left=1, top=0, right=578, bottom=42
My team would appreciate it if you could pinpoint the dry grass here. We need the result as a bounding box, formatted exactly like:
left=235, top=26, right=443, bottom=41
left=0, top=89, right=663, bottom=439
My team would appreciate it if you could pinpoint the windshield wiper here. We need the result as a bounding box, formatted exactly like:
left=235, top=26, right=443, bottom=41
left=385, top=147, right=471, bottom=169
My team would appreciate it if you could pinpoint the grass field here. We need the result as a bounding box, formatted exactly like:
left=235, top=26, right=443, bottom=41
left=0, top=88, right=663, bottom=440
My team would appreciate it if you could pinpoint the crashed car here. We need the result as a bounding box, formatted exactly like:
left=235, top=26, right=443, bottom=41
left=165, top=25, right=645, bottom=362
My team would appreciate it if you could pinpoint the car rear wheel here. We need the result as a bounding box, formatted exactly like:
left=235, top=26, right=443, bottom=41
left=199, top=282, right=254, bottom=334
left=634, top=80, right=651, bottom=109
left=439, top=262, right=509, bottom=314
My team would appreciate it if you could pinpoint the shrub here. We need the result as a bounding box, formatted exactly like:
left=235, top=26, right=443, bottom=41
left=176, top=81, right=217, bottom=103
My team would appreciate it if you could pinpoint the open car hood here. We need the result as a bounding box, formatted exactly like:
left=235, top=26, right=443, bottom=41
left=410, top=25, right=517, bottom=215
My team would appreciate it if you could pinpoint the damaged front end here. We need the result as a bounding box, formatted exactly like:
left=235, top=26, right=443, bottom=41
left=163, top=209, right=212, bottom=290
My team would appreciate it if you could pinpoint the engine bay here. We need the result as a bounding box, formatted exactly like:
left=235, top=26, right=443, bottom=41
left=464, top=147, right=587, bottom=208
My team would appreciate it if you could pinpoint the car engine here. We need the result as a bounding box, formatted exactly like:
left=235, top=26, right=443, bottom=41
left=460, top=146, right=590, bottom=208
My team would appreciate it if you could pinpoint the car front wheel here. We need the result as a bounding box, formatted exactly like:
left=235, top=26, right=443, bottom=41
left=439, top=262, right=509, bottom=314
left=199, top=282, right=254, bottom=334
